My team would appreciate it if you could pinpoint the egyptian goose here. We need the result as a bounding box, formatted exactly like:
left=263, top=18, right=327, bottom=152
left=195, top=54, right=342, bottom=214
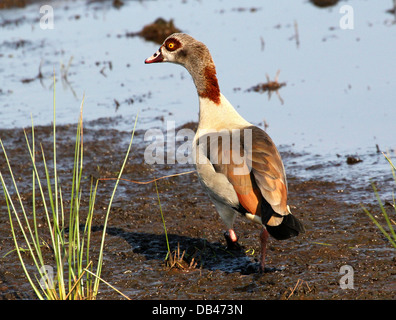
left=145, top=33, right=304, bottom=272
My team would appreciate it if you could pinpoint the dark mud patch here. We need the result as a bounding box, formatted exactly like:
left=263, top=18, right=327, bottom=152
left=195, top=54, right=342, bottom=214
left=123, top=18, right=182, bottom=45
left=0, top=0, right=28, bottom=9
left=246, top=71, right=286, bottom=94
left=309, top=0, right=339, bottom=8
left=0, top=120, right=395, bottom=300
left=246, top=70, right=287, bottom=104
left=0, top=0, right=46, bottom=10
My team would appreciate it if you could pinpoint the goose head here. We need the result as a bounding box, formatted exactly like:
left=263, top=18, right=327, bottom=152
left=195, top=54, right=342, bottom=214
left=145, top=33, right=221, bottom=104
left=145, top=33, right=210, bottom=67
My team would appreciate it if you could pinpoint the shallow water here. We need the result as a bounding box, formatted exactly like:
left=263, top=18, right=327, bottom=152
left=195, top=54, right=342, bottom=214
left=0, top=0, right=395, bottom=199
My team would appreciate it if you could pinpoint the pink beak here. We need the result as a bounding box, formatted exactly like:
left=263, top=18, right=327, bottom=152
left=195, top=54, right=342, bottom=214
left=145, top=47, right=164, bottom=64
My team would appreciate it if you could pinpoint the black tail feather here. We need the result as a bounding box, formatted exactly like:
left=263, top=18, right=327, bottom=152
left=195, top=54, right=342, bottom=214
left=266, top=214, right=305, bottom=240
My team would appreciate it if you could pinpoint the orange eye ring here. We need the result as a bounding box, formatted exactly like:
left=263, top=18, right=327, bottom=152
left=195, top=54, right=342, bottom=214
left=168, top=42, right=175, bottom=49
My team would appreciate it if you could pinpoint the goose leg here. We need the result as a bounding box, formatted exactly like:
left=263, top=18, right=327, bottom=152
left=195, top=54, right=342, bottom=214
left=259, top=227, right=269, bottom=273
left=224, top=229, right=241, bottom=251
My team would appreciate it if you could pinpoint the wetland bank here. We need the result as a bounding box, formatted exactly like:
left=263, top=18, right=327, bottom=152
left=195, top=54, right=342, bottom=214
left=0, top=0, right=395, bottom=300
left=0, top=119, right=394, bottom=300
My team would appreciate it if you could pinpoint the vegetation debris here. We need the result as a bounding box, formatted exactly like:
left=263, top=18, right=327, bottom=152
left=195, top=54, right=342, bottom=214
left=125, top=18, right=182, bottom=45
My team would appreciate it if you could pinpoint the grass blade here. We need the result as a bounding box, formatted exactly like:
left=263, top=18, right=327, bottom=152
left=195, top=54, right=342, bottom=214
left=363, top=154, right=396, bottom=249
left=155, top=180, right=170, bottom=259
left=93, top=113, right=139, bottom=298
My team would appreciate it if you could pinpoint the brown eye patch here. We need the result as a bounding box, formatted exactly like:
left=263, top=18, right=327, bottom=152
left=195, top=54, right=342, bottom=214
left=164, top=38, right=182, bottom=51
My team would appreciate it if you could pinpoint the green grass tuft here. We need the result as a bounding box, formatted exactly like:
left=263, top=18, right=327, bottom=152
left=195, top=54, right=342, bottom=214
left=0, top=75, right=137, bottom=299
left=362, top=153, right=396, bottom=249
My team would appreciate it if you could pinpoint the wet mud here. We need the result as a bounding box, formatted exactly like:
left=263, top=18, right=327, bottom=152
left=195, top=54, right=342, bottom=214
left=0, top=0, right=46, bottom=10
left=125, top=17, right=182, bottom=45
left=0, top=120, right=394, bottom=300
left=0, top=0, right=28, bottom=9
left=309, top=0, right=339, bottom=8
left=0, top=0, right=395, bottom=301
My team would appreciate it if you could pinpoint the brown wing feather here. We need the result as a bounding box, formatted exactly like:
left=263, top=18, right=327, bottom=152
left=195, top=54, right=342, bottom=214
left=244, top=126, right=288, bottom=215
left=204, top=126, right=288, bottom=219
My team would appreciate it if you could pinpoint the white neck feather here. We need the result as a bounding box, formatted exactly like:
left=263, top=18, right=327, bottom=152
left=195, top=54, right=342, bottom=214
left=197, top=94, right=251, bottom=132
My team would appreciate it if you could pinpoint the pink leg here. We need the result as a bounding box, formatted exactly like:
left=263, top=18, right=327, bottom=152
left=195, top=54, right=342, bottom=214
left=259, top=227, right=269, bottom=272
left=224, top=229, right=241, bottom=250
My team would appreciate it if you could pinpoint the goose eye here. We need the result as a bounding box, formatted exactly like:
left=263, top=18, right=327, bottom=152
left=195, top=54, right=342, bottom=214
left=168, top=42, right=175, bottom=49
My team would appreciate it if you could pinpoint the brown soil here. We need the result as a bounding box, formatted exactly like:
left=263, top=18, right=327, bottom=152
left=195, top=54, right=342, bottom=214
left=309, top=0, right=339, bottom=8
left=124, top=18, right=182, bottom=45
left=0, top=0, right=45, bottom=9
left=0, top=0, right=27, bottom=9
left=0, top=120, right=395, bottom=300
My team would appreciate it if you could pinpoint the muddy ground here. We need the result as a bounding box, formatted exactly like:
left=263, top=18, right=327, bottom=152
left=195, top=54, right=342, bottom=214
left=0, top=119, right=394, bottom=300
